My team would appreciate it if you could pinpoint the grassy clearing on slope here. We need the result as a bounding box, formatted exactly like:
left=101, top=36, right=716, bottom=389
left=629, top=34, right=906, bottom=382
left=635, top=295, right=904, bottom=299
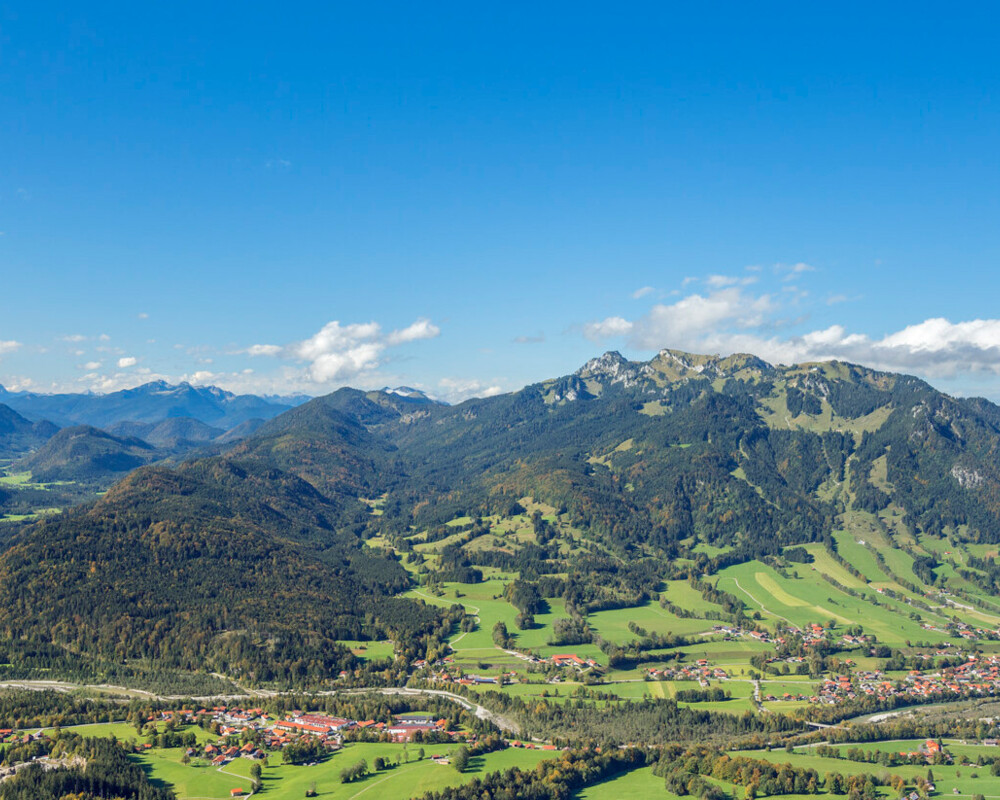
left=716, top=560, right=945, bottom=646
left=339, top=640, right=395, bottom=661
left=574, top=765, right=670, bottom=798
left=588, top=601, right=713, bottom=641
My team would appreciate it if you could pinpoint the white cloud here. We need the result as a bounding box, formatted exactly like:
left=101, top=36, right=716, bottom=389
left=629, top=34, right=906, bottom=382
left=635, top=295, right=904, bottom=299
left=437, top=377, right=505, bottom=402
left=514, top=333, right=545, bottom=344
left=385, top=318, right=440, bottom=345
left=583, top=316, right=634, bottom=341
left=137, top=312, right=149, bottom=320
left=284, top=317, right=441, bottom=383
left=27, top=318, right=439, bottom=397
left=587, top=280, right=1000, bottom=382
left=0, top=340, right=22, bottom=356
left=632, top=286, right=655, bottom=299
left=705, top=274, right=740, bottom=288
left=777, top=262, right=817, bottom=281
left=1, top=375, right=33, bottom=390
left=61, top=334, right=86, bottom=343
left=246, top=344, right=282, bottom=357
left=629, top=288, right=776, bottom=349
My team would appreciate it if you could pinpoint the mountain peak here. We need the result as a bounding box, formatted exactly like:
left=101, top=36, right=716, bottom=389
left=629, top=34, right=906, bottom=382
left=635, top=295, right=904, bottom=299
left=383, top=386, right=432, bottom=401
left=576, top=351, right=636, bottom=379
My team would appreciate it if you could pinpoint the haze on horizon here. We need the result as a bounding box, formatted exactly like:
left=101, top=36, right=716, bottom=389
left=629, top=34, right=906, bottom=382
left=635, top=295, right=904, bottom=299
left=2, top=3, right=999, bottom=403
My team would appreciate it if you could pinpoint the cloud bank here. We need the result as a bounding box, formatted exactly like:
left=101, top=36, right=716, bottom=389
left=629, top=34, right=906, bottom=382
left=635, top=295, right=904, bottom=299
left=585, top=285, right=1000, bottom=380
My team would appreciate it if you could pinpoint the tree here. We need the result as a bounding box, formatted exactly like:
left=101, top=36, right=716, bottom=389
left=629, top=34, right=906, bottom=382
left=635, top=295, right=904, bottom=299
left=492, top=621, right=511, bottom=648
left=452, top=746, right=470, bottom=773
left=250, top=762, right=262, bottom=782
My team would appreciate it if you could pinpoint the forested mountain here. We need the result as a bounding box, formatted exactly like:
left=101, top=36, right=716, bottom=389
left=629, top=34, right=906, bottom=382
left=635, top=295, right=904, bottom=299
left=360, top=349, right=1000, bottom=558
left=241, top=349, right=1000, bottom=566
left=0, top=403, right=57, bottom=460
left=5, top=348, right=1000, bottom=683
left=13, top=425, right=159, bottom=483
left=0, top=457, right=440, bottom=683
left=106, top=416, right=225, bottom=450
left=0, top=380, right=301, bottom=430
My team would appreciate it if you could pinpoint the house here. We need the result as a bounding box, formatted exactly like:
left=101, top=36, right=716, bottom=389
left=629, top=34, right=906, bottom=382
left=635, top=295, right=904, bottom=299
left=230, top=790, right=246, bottom=798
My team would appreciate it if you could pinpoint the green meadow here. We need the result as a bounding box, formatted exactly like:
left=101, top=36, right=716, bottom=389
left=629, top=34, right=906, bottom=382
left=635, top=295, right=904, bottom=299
left=133, top=740, right=560, bottom=800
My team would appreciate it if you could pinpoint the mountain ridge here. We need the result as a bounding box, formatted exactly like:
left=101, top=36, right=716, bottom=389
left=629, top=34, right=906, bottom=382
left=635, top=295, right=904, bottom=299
left=0, top=380, right=305, bottom=430
left=4, top=348, right=1000, bottom=686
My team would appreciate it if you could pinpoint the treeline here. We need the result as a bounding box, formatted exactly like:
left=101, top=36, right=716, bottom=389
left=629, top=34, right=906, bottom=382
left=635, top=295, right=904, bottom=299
left=465, top=692, right=805, bottom=746
left=0, top=736, right=173, bottom=800
left=653, top=746, right=821, bottom=799
left=0, top=691, right=171, bottom=731
left=415, top=746, right=648, bottom=800
left=602, top=629, right=694, bottom=670
left=0, top=640, right=236, bottom=695
left=660, top=576, right=749, bottom=626
left=812, top=743, right=946, bottom=767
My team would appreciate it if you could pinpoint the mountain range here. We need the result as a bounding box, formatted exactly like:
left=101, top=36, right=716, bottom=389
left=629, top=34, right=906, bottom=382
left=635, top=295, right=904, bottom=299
left=3, top=349, right=1000, bottom=685
left=0, top=380, right=305, bottom=430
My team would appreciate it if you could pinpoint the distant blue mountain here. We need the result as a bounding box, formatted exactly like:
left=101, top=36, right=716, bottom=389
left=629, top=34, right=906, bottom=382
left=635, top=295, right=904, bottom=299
left=0, top=381, right=305, bottom=431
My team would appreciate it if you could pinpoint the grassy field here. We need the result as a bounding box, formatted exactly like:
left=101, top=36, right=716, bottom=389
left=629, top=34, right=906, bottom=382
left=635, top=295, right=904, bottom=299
left=715, top=560, right=947, bottom=646
left=33, top=721, right=217, bottom=745
left=587, top=600, right=714, bottom=640
left=405, top=577, right=703, bottom=671
left=0, top=471, right=34, bottom=486
left=572, top=735, right=1000, bottom=800
left=134, top=741, right=560, bottom=799
left=743, top=746, right=1000, bottom=798
left=339, top=640, right=395, bottom=661
left=575, top=766, right=674, bottom=798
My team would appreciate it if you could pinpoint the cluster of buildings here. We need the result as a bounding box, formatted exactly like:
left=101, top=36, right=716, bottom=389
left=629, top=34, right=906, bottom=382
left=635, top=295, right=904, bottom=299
left=645, top=659, right=728, bottom=684
left=547, top=653, right=600, bottom=670
left=762, top=689, right=810, bottom=702
left=920, top=620, right=997, bottom=641
left=151, top=705, right=463, bottom=766
left=712, top=623, right=842, bottom=648
left=813, top=655, right=1000, bottom=705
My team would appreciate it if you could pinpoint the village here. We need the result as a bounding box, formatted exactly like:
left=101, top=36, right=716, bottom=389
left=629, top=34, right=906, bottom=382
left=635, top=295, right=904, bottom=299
left=0, top=706, right=476, bottom=771
left=814, top=655, right=1000, bottom=706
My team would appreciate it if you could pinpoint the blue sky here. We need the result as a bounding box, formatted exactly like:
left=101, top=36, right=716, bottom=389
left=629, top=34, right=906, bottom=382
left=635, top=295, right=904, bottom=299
left=2, top=2, right=999, bottom=401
